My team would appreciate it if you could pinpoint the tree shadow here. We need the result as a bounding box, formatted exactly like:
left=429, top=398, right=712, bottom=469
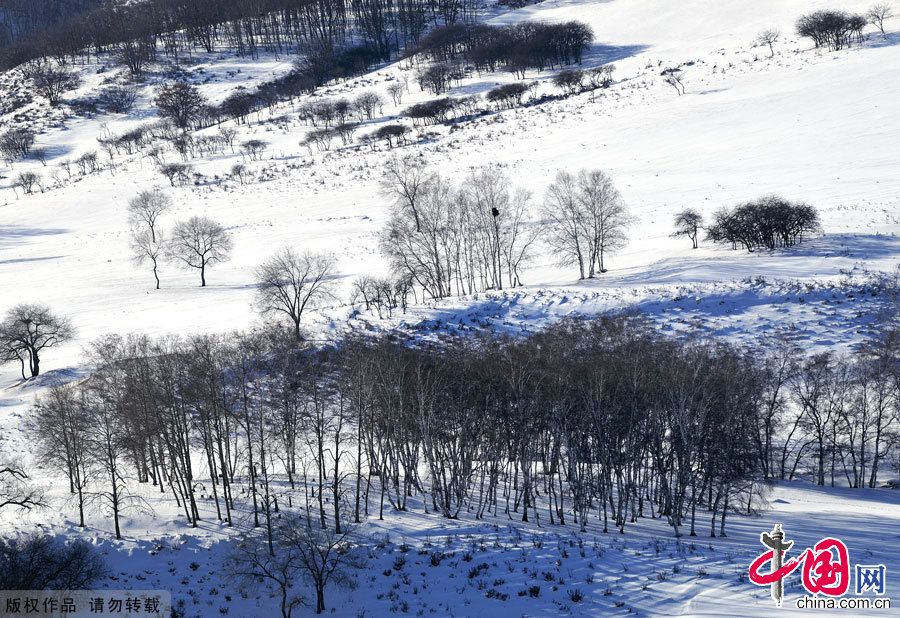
left=863, top=31, right=900, bottom=50
left=0, top=255, right=65, bottom=265
left=581, top=42, right=649, bottom=67
left=0, top=225, right=69, bottom=249
left=608, top=234, right=900, bottom=286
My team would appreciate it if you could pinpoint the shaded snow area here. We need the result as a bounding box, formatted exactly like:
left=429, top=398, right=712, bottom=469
left=5, top=481, right=900, bottom=617
left=2, top=0, right=900, bottom=615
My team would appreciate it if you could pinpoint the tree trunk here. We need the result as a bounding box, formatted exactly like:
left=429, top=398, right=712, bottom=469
left=30, top=348, right=40, bottom=377
left=315, top=586, right=325, bottom=614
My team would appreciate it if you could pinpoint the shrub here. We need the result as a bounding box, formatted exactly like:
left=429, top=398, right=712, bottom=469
left=99, top=85, right=138, bottom=113
left=404, top=97, right=457, bottom=125
left=486, top=82, right=531, bottom=109
left=0, top=534, right=107, bottom=590
left=796, top=10, right=867, bottom=51
left=373, top=124, right=409, bottom=147
left=553, top=69, right=585, bottom=94
left=159, top=162, right=194, bottom=186
left=14, top=171, right=40, bottom=194
left=706, top=195, right=820, bottom=252
left=0, top=128, right=35, bottom=161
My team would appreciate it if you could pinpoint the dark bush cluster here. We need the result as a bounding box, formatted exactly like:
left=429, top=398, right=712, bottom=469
left=417, top=21, right=593, bottom=77
left=486, top=82, right=533, bottom=109
left=706, top=195, right=820, bottom=252
left=403, top=96, right=479, bottom=124
left=0, top=534, right=107, bottom=590
left=370, top=124, right=410, bottom=148
left=0, top=128, right=36, bottom=161
left=98, top=84, right=138, bottom=113
left=796, top=10, right=867, bottom=51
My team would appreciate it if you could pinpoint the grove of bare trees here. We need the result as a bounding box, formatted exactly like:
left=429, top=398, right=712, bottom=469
left=705, top=195, right=820, bottom=252
left=797, top=9, right=868, bottom=51
left=541, top=169, right=631, bottom=279
left=379, top=162, right=539, bottom=299
left=22, top=316, right=899, bottom=550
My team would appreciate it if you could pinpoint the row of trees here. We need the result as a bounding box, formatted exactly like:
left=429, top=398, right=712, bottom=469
left=1, top=0, right=482, bottom=71
left=417, top=21, right=593, bottom=77
left=25, top=315, right=900, bottom=553
left=0, top=0, right=102, bottom=48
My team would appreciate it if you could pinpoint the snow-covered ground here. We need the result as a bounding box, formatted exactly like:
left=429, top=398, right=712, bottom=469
left=8, top=477, right=900, bottom=616
left=2, top=0, right=900, bottom=615
left=2, top=0, right=898, bottom=369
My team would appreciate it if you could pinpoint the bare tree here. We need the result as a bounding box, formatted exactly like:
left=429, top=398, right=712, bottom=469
left=672, top=208, right=704, bottom=249
left=219, top=126, right=238, bottom=152
left=228, top=531, right=305, bottom=618
left=127, top=189, right=171, bottom=243
left=0, top=535, right=106, bottom=590
left=553, top=69, right=584, bottom=95
left=663, top=69, right=685, bottom=95
left=154, top=82, right=208, bottom=130
left=576, top=169, right=631, bottom=274
left=159, top=162, right=194, bottom=186
left=0, top=128, right=36, bottom=161
left=13, top=171, right=40, bottom=195
left=354, top=91, right=384, bottom=120
left=0, top=460, right=44, bottom=511
left=254, top=249, right=338, bottom=341
left=241, top=139, right=268, bottom=161
left=586, top=64, right=616, bottom=90
left=500, top=188, right=540, bottom=287
left=541, top=170, right=587, bottom=279
left=29, top=384, right=91, bottom=526
left=168, top=216, right=233, bottom=287
left=867, top=3, right=894, bottom=34
left=81, top=373, right=141, bottom=540
left=281, top=515, right=358, bottom=614
left=755, top=29, right=781, bottom=57
left=0, top=304, right=73, bottom=378
left=541, top=169, right=630, bottom=278
left=131, top=228, right=166, bottom=289
left=30, top=63, right=81, bottom=105
left=387, top=81, right=404, bottom=105
left=231, top=163, right=247, bottom=184
left=380, top=155, right=433, bottom=233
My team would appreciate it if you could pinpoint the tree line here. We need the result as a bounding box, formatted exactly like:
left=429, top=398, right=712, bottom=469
left=23, top=314, right=899, bottom=552
left=416, top=21, right=593, bottom=78
left=0, top=0, right=481, bottom=71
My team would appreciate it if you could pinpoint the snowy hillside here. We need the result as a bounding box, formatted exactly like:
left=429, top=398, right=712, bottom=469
left=1, top=0, right=898, bottom=362
left=1, top=0, right=899, bottom=615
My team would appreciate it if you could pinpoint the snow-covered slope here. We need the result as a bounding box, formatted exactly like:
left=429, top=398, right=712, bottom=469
left=1, top=0, right=898, bottom=373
